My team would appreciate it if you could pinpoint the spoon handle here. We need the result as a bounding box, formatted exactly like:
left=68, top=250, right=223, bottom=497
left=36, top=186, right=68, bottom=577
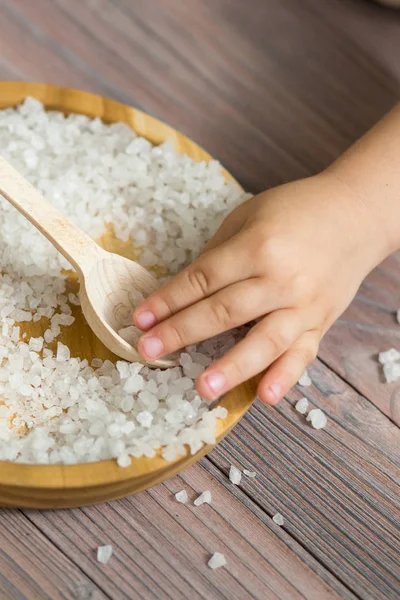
left=0, top=155, right=102, bottom=274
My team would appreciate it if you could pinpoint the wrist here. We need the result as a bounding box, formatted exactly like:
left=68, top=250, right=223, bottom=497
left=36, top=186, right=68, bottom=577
left=319, top=166, right=392, bottom=276
left=326, top=105, right=400, bottom=260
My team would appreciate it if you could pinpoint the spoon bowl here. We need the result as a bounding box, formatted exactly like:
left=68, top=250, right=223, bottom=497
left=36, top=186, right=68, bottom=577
left=79, top=250, right=177, bottom=367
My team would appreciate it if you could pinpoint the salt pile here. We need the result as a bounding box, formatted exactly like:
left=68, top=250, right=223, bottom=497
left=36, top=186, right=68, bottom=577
left=0, top=98, right=247, bottom=465
left=208, top=552, right=227, bottom=569
left=97, top=545, right=113, bottom=564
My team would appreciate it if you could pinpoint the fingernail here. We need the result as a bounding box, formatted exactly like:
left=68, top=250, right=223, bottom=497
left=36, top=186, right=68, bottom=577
left=264, top=383, right=282, bottom=405
left=204, top=371, right=226, bottom=396
left=135, top=310, right=156, bottom=330
left=141, top=336, right=164, bottom=359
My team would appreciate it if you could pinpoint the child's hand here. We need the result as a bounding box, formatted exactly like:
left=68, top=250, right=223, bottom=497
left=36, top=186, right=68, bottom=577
left=133, top=170, right=387, bottom=404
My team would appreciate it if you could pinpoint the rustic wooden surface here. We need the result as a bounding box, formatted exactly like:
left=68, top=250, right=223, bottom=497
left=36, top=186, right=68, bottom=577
left=0, top=0, right=399, bottom=598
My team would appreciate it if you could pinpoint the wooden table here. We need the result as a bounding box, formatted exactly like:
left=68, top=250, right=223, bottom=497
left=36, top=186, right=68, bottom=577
left=0, top=1, right=399, bottom=598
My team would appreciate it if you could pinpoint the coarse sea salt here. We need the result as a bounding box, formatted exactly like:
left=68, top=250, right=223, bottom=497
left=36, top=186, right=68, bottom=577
left=0, top=98, right=248, bottom=466
left=175, top=490, right=188, bottom=504
left=229, top=465, right=242, bottom=485
left=306, top=408, right=327, bottom=430
left=97, top=545, right=113, bottom=564
left=298, top=370, right=312, bottom=387
left=208, top=552, right=227, bottom=570
left=194, top=490, right=212, bottom=506
left=243, top=469, right=256, bottom=478
left=273, top=513, right=284, bottom=526
left=295, top=397, right=309, bottom=415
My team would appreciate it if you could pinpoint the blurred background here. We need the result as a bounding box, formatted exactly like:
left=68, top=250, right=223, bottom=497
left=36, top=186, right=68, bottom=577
left=1, top=0, right=399, bottom=194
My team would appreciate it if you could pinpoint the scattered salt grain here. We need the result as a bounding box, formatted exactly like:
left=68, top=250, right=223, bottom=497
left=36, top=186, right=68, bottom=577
left=378, top=348, right=400, bottom=365
left=306, top=408, right=327, bottom=429
left=194, top=490, right=212, bottom=506
left=383, top=362, right=400, bottom=383
left=229, top=465, right=242, bottom=485
left=298, top=370, right=312, bottom=387
left=295, top=397, right=309, bottom=415
left=175, top=490, right=188, bottom=504
left=243, top=469, right=256, bottom=478
left=97, top=545, right=113, bottom=564
left=273, top=513, right=284, bottom=526
left=397, top=309, right=400, bottom=325
left=208, top=552, right=227, bottom=570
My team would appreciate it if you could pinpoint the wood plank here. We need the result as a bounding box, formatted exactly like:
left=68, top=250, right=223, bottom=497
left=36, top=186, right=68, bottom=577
left=0, top=508, right=106, bottom=600
left=208, top=363, right=400, bottom=600
left=7, top=0, right=398, bottom=191
left=24, top=460, right=349, bottom=600
left=0, top=2, right=398, bottom=599
left=320, top=253, right=400, bottom=424
left=0, top=0, right=130, bottom=104
left=305, top=0, right=400, bottom=81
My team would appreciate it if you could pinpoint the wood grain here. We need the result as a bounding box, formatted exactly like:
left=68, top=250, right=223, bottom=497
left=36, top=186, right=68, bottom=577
left=0, top=508, right=106, bottom=599
left=209, top=362, right=400, bottom=600
left=24, top=460, right=346, bottom=600
left=320, top=254, right=400, bottom=424
left=0, top=0, right=399, bottom=599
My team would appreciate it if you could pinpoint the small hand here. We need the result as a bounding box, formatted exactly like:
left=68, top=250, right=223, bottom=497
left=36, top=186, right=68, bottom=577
left=133, top=171, right=385, bottom=404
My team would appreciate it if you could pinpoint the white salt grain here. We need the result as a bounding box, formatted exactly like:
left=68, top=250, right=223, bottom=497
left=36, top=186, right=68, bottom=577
left=56, top=342, right=70, bottom=362
left=229, top=465, right=242, bottom=485
left=117, top=454, right=131, bottom=468
left=397, top=309, right=400, bottom=325
left=208, top=552, right=227, bottom=570
left=298, top=370, right=312, bottom=387
left=194, top=490, right=212, bottom=506
left=175, top=490, right=188, bottom=504
left=295, top=397, right=309, bottom=414
left=383, top=362, right=400, bottom=383
left=243, top=469, right=256, bottom=478
left=273, top=513, right=284, bottom=526
left=378, top=348, right=400, bottom=365
left=97, top=545, right=113, bottom=564
left=306, top=408, right=327, bottom=429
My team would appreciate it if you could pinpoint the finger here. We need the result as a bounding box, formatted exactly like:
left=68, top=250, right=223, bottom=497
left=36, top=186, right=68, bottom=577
left=257, top=330, right=320, bottom=405
left=137, top=278, right=273, bottom=360
left=196, top=309, right=305, bottom=401
left=202, top=202, right=249, bottom=253
left=133, top=236, right=252, bottom=331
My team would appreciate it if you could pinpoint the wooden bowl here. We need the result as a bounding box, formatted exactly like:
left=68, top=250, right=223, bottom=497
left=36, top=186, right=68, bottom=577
left=0, top=82, right=256, bottom=509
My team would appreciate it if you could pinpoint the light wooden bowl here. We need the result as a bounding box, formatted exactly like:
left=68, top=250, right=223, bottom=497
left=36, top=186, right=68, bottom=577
left=0, top=82, right=256, bottom=509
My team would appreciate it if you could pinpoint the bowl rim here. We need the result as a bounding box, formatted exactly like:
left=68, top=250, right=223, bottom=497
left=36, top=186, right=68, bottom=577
left=0, top=81, right=256, bottom=491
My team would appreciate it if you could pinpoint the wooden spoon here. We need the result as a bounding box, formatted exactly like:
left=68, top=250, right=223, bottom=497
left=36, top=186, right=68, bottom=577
left=0, top=155, right=177, bottom=368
